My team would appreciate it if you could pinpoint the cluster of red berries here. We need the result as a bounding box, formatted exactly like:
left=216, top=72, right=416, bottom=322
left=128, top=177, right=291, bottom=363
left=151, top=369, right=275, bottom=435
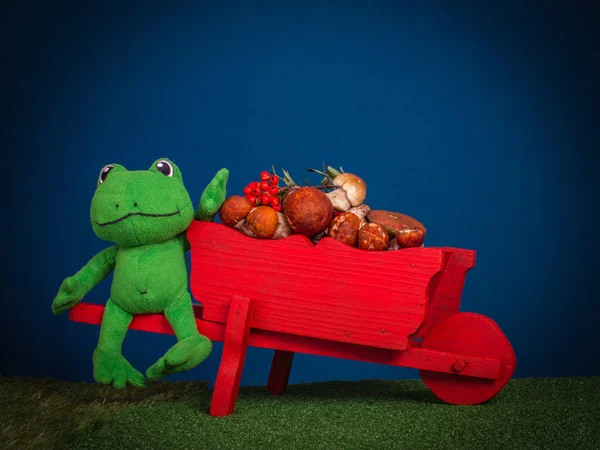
left=243, top=171, right=282, bottom=211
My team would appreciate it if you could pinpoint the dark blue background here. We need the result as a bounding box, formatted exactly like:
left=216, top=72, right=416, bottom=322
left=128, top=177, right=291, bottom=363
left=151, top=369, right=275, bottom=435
left=2, top=0, right=598, bottom=386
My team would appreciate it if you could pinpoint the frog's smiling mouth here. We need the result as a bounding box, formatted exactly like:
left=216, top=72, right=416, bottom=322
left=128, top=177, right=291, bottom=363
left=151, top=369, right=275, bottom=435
left=95, top=210, right=181, bottom=227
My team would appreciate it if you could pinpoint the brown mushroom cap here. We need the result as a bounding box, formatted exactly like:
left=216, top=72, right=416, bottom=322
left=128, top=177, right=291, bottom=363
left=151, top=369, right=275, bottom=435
left=333, top=173, right=367, bottom=206
left=281, top=185, right=300, bottom=210
left=366, top=210, right=426, bottom=238
left=328, top=212, right=361, bottom=246
left=283, top=187, right=333, bottom=236
left=219, top=195, right=253, bottom=226
left=246, top=206, right=279, bottom=239
left=396, top=228, right=425, bottom=248
left=358, top=223, right=389, bottom=251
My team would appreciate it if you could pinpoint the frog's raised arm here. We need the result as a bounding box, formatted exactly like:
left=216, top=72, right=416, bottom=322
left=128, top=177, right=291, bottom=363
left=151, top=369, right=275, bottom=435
left=195, top=168, right=229, bottom=222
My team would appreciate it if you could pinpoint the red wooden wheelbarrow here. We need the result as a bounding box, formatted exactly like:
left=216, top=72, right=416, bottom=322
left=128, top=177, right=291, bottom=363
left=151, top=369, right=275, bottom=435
left=70, top=220, right=516, bottom=417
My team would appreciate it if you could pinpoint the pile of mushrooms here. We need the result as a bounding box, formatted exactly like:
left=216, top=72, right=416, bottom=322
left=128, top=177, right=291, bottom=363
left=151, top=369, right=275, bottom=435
left=217, top=171, right=426, bottom=250
left=318, top=173, right=425, bottom=250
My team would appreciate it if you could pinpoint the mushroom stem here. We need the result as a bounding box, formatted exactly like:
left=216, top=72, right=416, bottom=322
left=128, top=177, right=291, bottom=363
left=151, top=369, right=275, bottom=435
left=387, top=238, right=400, bottom=251
left=326, top=189, right=352, bottom=211
left=233, top=219, right=256, bottom=238
left=272, top=212, right=292, bottom=239
left=348, top=204, right=370, bottom=220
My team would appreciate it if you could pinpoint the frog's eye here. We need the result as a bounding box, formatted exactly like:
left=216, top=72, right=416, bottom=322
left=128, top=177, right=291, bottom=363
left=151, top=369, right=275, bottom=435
left=98, top=165, right=115, bottom=184
left=156, top=160, right=174, bottom=177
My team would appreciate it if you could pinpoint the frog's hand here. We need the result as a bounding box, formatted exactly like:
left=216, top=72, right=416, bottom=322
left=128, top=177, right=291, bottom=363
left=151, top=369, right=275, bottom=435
left=51, top=276, right=87, bottom=315
left=51, top=245, right=118, bottom=315
left=195, top=168, right=229, bottom=222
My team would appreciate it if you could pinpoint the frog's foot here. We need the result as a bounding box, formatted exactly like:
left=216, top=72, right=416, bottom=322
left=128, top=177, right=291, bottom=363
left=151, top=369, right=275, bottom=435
left=146, top=335, right=212, bottom=381
left=93, top=348, right=147, bottom=388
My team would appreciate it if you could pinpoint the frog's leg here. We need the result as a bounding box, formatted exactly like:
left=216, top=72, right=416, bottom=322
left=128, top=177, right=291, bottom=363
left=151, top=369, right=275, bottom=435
left=93, top=299, right=146, bottom=388
left=146, top=292, right=212, bottom=380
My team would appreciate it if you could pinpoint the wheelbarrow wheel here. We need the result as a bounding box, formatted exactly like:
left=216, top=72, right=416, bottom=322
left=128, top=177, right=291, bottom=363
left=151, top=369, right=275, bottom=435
left=419, top=312, right=516, bottom=405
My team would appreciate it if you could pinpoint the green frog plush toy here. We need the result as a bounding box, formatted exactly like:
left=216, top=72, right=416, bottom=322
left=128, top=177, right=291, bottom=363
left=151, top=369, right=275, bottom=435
left=51, top=158, right=228, bottom=388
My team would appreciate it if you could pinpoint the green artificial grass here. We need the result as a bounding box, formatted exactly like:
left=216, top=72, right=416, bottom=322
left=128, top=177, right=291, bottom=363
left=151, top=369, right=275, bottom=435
left=1, top=376, right=598, bottom=450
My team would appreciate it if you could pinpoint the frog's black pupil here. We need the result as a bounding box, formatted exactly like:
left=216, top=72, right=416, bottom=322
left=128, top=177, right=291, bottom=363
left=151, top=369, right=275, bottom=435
left=156, top=161, right=172, bottom=176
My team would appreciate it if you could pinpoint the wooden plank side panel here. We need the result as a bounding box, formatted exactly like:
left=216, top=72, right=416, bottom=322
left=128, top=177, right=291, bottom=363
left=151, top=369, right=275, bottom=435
left=188, top=221, right=445, bottom=350
left=413, top=247, right=476, bottom=341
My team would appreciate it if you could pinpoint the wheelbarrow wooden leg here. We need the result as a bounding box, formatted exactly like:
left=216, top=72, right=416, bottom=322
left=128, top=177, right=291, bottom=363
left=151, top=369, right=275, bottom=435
left=267, top=350, right=295, bottom=395
left=210, top=296, right=252, bottom=417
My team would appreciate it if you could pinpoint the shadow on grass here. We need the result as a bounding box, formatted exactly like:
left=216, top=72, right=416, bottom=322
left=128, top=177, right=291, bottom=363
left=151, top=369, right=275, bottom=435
left=0, top=377, right=213, bottom=450
left=239, top=378, right=445, bottom=405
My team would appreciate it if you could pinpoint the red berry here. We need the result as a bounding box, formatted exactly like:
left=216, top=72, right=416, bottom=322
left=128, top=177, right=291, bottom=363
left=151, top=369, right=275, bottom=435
left=270, top=175, right=279, bottom=185
left=251, top=186, right=261, bottom=196
left=260, top=181, right=270, bottom=191
left=260, top=171, right=271, bottom=181
left=272, top=203, right=282, bottom=212
left=243, top=186, right=252, bottom=195
left=246, top=195, right=257, bottom=205
left=261, top=194, right=272, bottom=205
left=268, top=185, right=279, bottom=195
left=249, top=181, right=260, bottom=188
left=270, top=196, right=280, bottom=205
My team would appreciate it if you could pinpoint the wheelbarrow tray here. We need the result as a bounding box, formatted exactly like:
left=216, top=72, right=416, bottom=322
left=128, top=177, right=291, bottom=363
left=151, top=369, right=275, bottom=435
left=189, top=221, right=449, bottom=350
